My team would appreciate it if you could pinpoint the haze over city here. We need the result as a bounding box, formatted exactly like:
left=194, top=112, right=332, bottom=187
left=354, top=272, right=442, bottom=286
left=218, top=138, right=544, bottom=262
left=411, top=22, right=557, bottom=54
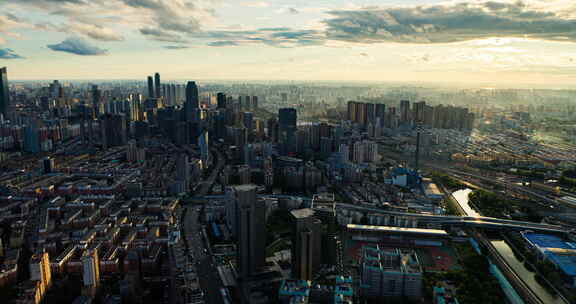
left=3, top=1, right=576, bottom=304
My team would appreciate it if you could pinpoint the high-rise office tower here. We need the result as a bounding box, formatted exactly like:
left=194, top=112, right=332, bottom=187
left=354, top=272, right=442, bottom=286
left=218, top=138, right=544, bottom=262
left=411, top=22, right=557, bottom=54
left=291, top=209, right=322, bottom=281
left=279, top=108, right=297, bottom=155
left=413, top=101, right=426, bottom=124
left=163, top=84, right=171, bottom=106
left=170, top=84, right=177, bottom=105
left=217, top=93, right=227, bottom=109
left=101, top=114, right=127, bottom=149
left=0, top=67, right=9, bottom=118
left=147, top=76, right=154, bottom=98
left=154, top=73, right=161, bottom=98
left=400, top=100, right=411, bottom=124
left=91, top=85, right=102, bottom=117
left=185, top=81, right=199, bottom=109
left=233, top=185, right=266, bottom=279
left=198, top=131, right=210, bottom=168
left=252, top=96, right=258, bottom=109
left=184, top=81, right=199, bottom=121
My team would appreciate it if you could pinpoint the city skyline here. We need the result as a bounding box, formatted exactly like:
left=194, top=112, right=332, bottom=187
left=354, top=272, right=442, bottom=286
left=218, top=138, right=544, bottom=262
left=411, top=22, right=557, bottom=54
left=1, top=0, right=576, bottom=86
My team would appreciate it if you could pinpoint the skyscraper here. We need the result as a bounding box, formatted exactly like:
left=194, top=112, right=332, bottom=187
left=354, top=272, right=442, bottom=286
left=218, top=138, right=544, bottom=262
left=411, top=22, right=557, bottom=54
left=278, top=108, right=297, bottom=155
left=217, top=92, right=227, bottom=109
left=251, top=96, right=258, bottom=109
left=400, top=100, right=411, bottom=124
left=185, top=81, right=199, bottom=109
left=233, top=185, right=266, bottom=279
left=375, top=104, right=386, bottom=126
left=413, top=101, right=426, bottom=124
left=147, top=76, right=154, bottom=98
left=291, top=208, right=322, bottom=281
left=101, top=114, right=127, bottom=149
left=154, top=73, right=161, bottom=98
left=91, top=85, right=102, bottom=117
left=184, top=81, right=199, bottom=122
left=198, top=131, right=210, bottom=168
left=170, top=84, right=177, bottom=105
left=0, top=67, right=9, bottom=118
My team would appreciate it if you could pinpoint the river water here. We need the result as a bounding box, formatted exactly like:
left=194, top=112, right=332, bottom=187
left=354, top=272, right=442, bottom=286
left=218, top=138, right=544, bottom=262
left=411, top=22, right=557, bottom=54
left=491, top=240, right=567, bottom=304
left=452, top=189, right=568, bottom=304
left=451, top=188, right=480, bottom=217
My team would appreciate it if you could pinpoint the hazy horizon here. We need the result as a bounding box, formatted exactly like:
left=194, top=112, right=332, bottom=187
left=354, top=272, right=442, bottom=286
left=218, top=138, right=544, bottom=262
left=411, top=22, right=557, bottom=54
left=2, top=0, right=576, bottom=86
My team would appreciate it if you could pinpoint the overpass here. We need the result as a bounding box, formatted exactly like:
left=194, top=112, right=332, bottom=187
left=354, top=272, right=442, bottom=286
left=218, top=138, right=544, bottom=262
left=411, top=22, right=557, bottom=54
left=335, top=203, right=567, bottom=234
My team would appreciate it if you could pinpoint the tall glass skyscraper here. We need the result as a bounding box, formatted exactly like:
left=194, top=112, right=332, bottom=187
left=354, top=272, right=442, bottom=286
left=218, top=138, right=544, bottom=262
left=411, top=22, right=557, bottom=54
left=185, top=81, right=199, bottom=108
left=154, top=72, right=161, bottom=98
left=0, top=67, right=9, bottom=118
left=147, top=76, right=154, bottom=98
left=278, top=108, right=297, bottom=155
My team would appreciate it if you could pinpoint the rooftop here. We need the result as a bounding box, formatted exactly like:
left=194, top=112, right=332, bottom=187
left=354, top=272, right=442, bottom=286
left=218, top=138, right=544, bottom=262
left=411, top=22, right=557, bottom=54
left=347, top=224, right=448, bottom=236
left=290, top=208, right=315, bottom=219
left=279, top=280, right=311, bottom=297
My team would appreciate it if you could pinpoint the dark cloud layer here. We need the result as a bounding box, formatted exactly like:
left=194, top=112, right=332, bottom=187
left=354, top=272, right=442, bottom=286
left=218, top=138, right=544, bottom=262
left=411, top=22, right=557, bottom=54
left=47, top=37, right=107, bottom=55
left=324, top=2, right=576, bottom=43
left=0, top=48, right=23, bottom=59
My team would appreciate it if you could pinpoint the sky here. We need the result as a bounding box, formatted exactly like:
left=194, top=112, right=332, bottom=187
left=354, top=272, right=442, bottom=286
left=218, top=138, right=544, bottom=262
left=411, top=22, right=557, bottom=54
left=1, top=0, right=576, bottom=86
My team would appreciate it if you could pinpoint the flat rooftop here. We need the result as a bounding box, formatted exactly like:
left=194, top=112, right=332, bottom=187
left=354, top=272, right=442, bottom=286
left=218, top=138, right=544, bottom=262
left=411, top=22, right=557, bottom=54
left=347, top=224, right=448, bottom=236
left=291, top=208, right=315, bottom=219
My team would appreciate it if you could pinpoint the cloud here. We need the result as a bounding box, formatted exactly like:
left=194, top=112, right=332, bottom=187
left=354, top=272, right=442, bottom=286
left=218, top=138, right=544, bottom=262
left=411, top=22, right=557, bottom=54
left=67, top=23, right=124, bottom=41
left=6, top=0, right=210, bottom=43
left=121, top=0, right=202, bottom=34
left=36, top=22, right=124, bottom=41
left=47, top=37, right=108, bottom=55
left=241, top=2, right=269, bottom=8
left=164, top=45, right=190, bottom=49
left=202, top=28, right=325, bottom=47
left=323, top=1, right=576, bottom=44
left=207, top=40, right=238, bottom=47
left=0, top=48, right=24, bottom=59
left=288, top=8, right=299, bottom=15
left=140, top=28, right=188, bottom=43
left=0, top=13, right=33, bottom=41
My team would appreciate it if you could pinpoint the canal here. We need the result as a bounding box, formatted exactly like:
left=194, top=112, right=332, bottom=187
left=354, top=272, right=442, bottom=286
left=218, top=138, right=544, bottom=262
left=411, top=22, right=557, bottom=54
left=452, top=188, right=568, bottom=304
left=451, top=188, right=480, bottom=217
left=491, top=240, right=568, bottom=304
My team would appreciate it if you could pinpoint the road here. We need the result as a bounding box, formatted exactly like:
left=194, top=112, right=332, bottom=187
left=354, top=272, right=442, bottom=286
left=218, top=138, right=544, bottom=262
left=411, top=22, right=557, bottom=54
left=181, top=147, right=226, bottom=304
